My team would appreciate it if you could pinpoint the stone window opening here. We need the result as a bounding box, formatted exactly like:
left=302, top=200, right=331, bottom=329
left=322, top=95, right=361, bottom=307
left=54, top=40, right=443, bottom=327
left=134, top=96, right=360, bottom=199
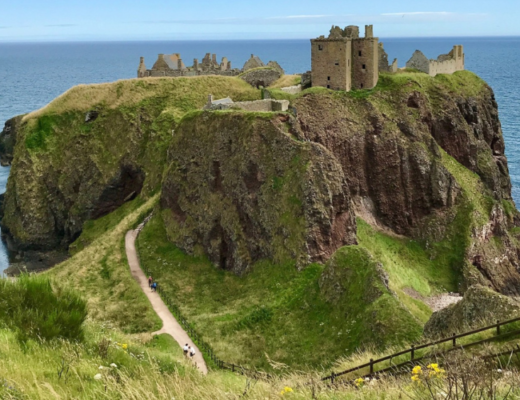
left=362, top=64, right=366, bottom=69
left=318, top=45, right=323, bottom=51
left=327, top=76, right=330, bottom=81
left=335, top=61, right=339, bottom=66
left=361, top=83, right=364, bottom=88
left=327, top=85, right=330, bottom=88
left=359, top=51, right=362, bottom=56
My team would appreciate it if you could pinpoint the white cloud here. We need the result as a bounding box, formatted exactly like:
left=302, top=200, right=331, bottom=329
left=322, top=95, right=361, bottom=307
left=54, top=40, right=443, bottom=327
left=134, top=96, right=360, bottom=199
left=267, top=15, right=334, bottom=20
left=381, top=12, right=453, bottom=16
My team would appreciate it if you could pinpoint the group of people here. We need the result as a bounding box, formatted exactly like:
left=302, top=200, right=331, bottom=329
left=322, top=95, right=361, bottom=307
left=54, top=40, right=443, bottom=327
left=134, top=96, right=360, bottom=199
left=148, top=276, right=158, bottom=292
left=183, top=343, right=196, bottom=358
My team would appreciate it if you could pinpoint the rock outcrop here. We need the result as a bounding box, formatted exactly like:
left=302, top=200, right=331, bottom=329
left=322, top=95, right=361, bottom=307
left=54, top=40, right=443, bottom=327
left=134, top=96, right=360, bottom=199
left=161, top=112, right=356, bottom=274
left=0, top=115, right=23, bottom=166
left=424, top=285, right=520, bottom=337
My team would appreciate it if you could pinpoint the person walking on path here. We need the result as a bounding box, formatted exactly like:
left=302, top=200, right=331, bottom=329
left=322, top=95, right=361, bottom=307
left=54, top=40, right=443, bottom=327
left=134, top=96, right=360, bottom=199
left=189, top=346, right=196, bottom=366
left=183, top=343, right=189, bottom=357
left=148, top=276, right=153, bottom=287
left=151, top=282, right=157, bottom=292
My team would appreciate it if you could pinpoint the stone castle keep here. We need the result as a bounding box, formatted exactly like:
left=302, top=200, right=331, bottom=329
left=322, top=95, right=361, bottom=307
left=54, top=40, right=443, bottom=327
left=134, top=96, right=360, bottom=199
left=311, top=25, right=465, bottom=92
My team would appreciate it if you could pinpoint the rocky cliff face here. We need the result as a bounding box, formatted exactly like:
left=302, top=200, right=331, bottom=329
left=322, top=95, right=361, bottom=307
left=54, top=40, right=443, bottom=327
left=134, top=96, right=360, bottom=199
left=161, top=112, right=356, bottom=274
left=0, top=77, right=261, bottom=262
left=0, top=116, right=23, bottom=166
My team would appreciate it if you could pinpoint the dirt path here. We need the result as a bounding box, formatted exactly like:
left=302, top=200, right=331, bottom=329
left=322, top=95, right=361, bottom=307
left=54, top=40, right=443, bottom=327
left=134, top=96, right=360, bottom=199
left=125, top=230, right=208, bottom=374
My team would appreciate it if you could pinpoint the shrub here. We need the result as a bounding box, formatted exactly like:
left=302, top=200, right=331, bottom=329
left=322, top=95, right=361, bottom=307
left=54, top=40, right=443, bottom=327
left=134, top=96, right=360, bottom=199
left=0, top=274, right=87, bottom=343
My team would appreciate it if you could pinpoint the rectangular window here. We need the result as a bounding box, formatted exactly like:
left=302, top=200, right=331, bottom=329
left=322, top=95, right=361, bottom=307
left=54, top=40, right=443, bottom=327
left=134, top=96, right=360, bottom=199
left=362, top=64, right=366, bottom=69
left=327, top=85, right=330, bottom=89
left=360, top=83, right=364, bottom=88
left=359, top=51, right=362, bottom=56
left=327, top=76, right=330, bottom=81
left=318, top=45, right=323, bottom=51
left=335, top=61, right=339, bottom=66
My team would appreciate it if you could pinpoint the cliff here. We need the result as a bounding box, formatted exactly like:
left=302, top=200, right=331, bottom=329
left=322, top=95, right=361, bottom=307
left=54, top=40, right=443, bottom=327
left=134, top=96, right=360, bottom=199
left=0, top=77, right=260, bottom=267
left=2, top=71, right=520, bottom=353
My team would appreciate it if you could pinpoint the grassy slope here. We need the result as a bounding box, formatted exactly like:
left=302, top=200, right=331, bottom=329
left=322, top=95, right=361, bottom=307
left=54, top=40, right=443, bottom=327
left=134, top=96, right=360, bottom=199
left=137, top=214, right=421, bottom=371
left=47, top=196, right=161, bottom=333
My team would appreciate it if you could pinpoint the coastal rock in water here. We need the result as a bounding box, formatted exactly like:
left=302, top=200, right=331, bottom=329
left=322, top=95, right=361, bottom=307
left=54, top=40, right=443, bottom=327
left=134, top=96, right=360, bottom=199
left=160, top=112, right=357, bottom=274
left=424, top=285, right=520, bottom=337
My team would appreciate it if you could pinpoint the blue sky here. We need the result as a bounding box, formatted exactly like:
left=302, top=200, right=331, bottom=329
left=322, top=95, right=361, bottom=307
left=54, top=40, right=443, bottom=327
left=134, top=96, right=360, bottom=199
left=1, top=0, right=518, bottom=41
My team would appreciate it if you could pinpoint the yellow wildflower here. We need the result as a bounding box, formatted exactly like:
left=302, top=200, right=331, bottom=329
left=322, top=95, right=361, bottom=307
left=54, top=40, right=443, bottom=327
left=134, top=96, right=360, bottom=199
left=411, top=375, right=420, bottom=382
left=355, top=378, right=364, bottom=387
left=280, top=387, right=293, bottom=396
left=427, top=363, right=439, bottom=370
left=412, top=366, right=422, bottom=375
left=121, top=343, right=128, bottom=350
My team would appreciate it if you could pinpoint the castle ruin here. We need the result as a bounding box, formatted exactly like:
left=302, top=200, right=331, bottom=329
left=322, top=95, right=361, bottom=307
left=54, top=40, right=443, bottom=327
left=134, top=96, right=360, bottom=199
left=406, top=46, right=465, bottom=77
left=310, top=24, right=465, bottom=92
left=137, top=52, right=281, bottom=79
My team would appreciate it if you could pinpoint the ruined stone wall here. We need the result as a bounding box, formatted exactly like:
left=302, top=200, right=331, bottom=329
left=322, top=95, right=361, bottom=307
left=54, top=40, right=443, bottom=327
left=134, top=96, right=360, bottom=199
left=211, top=99, right=289, bottom=112
left=406, top=46, right=465, bottom=77
left=351, top=37, right=379, bottom=90
left=240, top=68, right=281, bottom=88
left=280, top=85, right=302, bottom=95
left=311, top=39, right=351, bottom=91
left=146, top=70, right=240, bottom=78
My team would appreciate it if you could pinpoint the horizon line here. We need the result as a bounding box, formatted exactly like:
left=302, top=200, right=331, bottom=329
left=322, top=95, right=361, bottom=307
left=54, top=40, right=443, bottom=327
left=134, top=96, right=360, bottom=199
left=1, top=34, right=520, bottom=44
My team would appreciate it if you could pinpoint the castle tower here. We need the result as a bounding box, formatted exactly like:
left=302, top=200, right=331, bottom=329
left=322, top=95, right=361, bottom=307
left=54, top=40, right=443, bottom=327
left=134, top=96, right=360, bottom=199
left=311, top=24, right=379, bottom=91
left=137, top=56, right=147, bottom=78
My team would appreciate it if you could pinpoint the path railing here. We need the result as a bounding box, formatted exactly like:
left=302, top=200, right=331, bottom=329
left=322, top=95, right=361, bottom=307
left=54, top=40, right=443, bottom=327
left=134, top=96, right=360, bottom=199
left=322, top=316, right=520, bottom=383
left=134, top=214, right=520, bottom=383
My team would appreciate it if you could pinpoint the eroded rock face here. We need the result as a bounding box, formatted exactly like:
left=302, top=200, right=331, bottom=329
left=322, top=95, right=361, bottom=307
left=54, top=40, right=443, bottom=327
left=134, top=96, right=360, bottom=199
left=0, top=115, right=23, bottom=166
left=424, top=285, right=520, bottom=337
left=294, top=92, right=462, bottom=237
left=161, top=112, right=357, bottom=274
left=0, top=110, right=151, bottom=254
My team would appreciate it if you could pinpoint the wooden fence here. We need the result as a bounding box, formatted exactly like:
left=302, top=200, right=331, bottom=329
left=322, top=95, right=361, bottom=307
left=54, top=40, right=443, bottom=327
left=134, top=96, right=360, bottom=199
left=322, top=316, right=520, bottom=383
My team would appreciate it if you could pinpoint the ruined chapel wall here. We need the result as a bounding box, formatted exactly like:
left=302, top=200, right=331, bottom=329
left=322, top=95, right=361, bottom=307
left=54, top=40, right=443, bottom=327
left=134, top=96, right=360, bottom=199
left=311, top=39, right=351, bottom=91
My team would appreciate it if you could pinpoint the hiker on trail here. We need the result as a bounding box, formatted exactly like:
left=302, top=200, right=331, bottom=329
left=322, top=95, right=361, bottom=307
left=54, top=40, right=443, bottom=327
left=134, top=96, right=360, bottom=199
left=148, top=276, right=152, bottom=287
left=151, top=282, right=157, bottom=292
left=190, top=346, right=196, bottom=358
left=183, top=344, right=189, bottom=357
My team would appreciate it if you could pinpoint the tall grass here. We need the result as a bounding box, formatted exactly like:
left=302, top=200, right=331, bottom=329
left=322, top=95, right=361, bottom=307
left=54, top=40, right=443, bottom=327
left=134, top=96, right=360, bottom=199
left=0, top=274, right=87, bottom=343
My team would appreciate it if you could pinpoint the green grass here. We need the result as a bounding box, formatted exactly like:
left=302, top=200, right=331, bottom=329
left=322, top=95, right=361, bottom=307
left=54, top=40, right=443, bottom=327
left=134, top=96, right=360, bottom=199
left=69, top=197, right=146, bottom=255
left=0, top=274, right=87, bottom=344
left=137, top=215, right=422, bottom=371
left=48, top=195, right=162, bottom=334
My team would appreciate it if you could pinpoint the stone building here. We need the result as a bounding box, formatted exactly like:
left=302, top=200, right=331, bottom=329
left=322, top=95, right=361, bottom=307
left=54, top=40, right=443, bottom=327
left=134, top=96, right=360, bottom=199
left=138, top=52, right=240, bottom=78
left=137, top=52, right=283, bottom=79
left=406, top=46, right=465, bottom=77
left=310, top=25, right=380, bottom=91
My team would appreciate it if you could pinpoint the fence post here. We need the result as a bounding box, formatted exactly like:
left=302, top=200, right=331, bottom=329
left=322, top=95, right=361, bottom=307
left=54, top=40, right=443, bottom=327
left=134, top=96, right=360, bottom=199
left=497, top=320, right=501, bottom=335
left=452, top=333, right=456, bottom=347
left=369, top=359, right=374, bottom=374
left=331, top=372, right=335, bottom=384
left=411, top=345, right=415, bottom=361
left=232, top=364, right=235, bottom=372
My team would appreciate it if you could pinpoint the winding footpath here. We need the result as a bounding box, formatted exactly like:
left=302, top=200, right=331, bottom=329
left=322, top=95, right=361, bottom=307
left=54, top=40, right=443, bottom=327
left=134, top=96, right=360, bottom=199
left=125, top=229, right=208, bottom=374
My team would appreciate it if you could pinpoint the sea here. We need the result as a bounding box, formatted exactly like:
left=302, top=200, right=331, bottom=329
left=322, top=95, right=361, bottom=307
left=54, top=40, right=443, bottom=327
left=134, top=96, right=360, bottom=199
left=1, top=37, right=520, bottom=271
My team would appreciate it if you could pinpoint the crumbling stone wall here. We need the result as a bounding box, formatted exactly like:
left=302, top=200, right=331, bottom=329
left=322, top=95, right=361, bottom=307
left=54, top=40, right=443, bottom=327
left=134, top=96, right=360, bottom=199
left=240, top=68, right=281, bottom=88
left=207, top=99, right=289, bottom=112
left=406, top=46, right=465, bottom=76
